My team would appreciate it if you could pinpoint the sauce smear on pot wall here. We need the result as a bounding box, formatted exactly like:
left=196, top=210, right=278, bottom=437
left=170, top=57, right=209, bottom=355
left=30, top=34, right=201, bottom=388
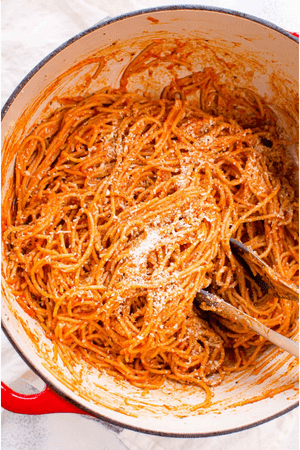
left=2, top=40, right=299, bottom=413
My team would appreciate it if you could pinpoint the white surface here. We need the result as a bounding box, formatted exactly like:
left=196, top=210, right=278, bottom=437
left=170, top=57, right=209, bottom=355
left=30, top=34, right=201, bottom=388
left=1, top=1, right=299, bottom=449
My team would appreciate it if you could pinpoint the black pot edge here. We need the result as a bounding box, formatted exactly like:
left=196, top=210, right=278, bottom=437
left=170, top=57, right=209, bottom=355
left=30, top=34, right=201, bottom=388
left=2, top=320, right=299, bottom=438
left=1, top=4, right=299, bottom=437
left=1, top=4, right=298, bottom=120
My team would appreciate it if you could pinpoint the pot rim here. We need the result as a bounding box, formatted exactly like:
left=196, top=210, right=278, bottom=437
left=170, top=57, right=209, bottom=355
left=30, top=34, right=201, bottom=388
left=1, top=5, right=299, bottom=437
left=1, top=4, right=298, bottom=120
left=2, top=323, right=299, bottom=437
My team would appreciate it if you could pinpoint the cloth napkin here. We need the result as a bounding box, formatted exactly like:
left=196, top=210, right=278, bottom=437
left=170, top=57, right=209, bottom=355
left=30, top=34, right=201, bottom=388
left=1, top=1, right=299, bottom=450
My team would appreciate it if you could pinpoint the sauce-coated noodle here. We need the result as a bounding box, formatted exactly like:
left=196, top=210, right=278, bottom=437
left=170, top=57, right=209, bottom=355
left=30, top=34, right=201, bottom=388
left=2, top=45, right=298, bottom=408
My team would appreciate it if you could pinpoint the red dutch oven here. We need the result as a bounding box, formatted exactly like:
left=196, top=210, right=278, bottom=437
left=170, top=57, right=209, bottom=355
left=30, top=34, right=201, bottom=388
left=1, top=6, right=299, bottom=437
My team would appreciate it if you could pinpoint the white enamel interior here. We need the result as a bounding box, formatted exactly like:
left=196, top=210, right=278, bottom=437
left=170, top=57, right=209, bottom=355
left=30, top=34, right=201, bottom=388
left=2, top=8, right=299, bottom=436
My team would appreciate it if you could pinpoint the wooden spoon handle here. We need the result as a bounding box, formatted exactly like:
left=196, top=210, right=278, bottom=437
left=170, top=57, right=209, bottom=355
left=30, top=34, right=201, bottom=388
left=196, top=290, right=299, bottom=358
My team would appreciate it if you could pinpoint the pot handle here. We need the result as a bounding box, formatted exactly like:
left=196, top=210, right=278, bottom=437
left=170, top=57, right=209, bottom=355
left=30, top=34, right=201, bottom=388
left=1, top=381, right=91, bottom=416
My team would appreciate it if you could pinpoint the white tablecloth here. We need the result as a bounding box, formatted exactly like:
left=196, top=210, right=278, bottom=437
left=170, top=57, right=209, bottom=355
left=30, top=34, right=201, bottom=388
left=1, top=1, right=299, bottom=449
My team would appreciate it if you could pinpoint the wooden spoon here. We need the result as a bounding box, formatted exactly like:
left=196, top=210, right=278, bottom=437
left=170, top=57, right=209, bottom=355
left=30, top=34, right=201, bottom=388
left=230, top=237, right=299, bottom=303
left=195, top=290, right=299, bottom=358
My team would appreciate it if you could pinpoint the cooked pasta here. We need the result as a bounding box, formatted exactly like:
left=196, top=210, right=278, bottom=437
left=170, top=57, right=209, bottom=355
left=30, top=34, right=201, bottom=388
left=2, top=45, right=298, bottom=407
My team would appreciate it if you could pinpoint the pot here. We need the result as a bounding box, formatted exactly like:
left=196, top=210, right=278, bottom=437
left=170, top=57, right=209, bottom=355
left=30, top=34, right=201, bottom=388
left=1, top=6, right=299, bottom=437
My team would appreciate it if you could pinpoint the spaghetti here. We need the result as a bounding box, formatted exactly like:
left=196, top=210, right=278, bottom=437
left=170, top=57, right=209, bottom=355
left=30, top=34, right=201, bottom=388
left=2, top=46, right=299, bottom=407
